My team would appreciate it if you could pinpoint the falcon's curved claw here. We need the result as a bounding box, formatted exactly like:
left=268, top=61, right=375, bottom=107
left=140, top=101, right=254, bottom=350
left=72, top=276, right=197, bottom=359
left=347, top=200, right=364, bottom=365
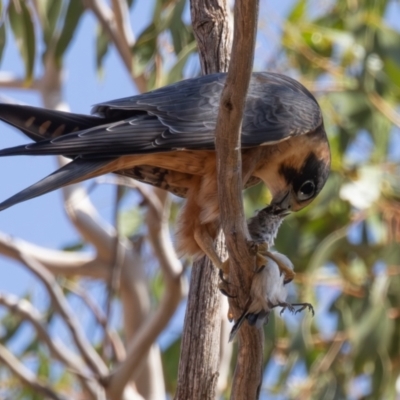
left=219, top=260, right=230, bottom=283
left=219, top=287, right=236, bottom=299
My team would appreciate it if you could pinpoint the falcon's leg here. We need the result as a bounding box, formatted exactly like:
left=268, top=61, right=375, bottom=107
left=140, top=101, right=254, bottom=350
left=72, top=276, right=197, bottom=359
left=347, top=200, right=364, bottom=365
left=193, top=225, right=224, bottom=269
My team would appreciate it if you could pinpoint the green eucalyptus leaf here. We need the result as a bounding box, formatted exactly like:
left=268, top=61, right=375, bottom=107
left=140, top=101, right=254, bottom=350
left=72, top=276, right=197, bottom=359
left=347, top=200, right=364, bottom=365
left=0, top=312, right=21, bottom=343
left=164, top=40, right=196, bottom=85
left=376, top=26, right=400, bottom=65
left=168, top=0, right=190, bottom=54
left=132, top=23, right=158, bottom=76
left=379, top=243, right=400, bottom=265
left=54, top=0, right=85, bottom=62
left=8, top=0, right=36, bottom=83
left=162, top=337, right=181, bottom=394
left=62, top=240, right=85, bottom=252
left=0, top=20, right=6, bottom=63
left=96, top=24, right=109, bottom=75
left=287, top=0, right=307, bottom=23
left=118, top=208, right=142, bottom=237
left=43, top=0, right=63, bottom=49
left=37, top=350, right=50, bottom=379
left=150, top=271, right=165, bottom=304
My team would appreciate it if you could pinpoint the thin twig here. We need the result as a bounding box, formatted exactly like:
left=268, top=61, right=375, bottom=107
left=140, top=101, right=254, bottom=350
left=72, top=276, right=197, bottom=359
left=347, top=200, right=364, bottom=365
left=59, top=158, right=118, bottom=264
left=111, top=0, right=135, bottom=47
left=94, top=176, right=164, bottom=216
left=64, top=282, right=126, bottom=362
left=58, top=165, right=164, bottom=396
left=0, top=293, right=101, bottom=399
left=294, top=332, right=346, bottom=399
left=17, top=253, right=109, bottom=378
left=274, top=331, right=348, bottom=352
left=0, top=293, right=85, bottom=374
left=368, top=91, right=400, bottom=128
left=0, top=344, right=67, bottom=400
left=105, top=188, right=184, bottom=400
left=103, top=186, right=124, bottom=360
left=0, top=232, right=109, bottom=279
left=0, top=73, right=40, bottom=89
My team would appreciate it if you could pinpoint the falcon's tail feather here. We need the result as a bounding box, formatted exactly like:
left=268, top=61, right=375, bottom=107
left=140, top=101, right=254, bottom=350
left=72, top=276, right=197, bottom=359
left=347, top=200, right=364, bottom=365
left=0, top=158, right=111, bottom=211
left=0, top=103, right=108, bottom=143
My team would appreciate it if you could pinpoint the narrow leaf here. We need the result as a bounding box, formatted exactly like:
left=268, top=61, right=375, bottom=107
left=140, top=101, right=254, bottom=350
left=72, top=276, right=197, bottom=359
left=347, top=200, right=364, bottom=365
left=54, top=0, right=85, bottom=61
left=8, top=0, right=36, bottom=83
left=164, top=40, right=197, bottom=85
left=96, top=24, right=109, bottom=74
left=0, top=21, right=6, bottom=63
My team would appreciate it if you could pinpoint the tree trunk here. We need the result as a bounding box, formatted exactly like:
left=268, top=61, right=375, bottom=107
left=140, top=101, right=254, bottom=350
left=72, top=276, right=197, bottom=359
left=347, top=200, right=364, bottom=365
left=174, top=1, right=232, bottom=399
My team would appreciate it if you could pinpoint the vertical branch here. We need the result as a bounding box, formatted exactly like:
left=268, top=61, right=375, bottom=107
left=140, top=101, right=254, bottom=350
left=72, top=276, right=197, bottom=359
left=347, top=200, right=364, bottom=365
left=214, top=1, right=262, bottom=399
left=190, top=1, right=232, bottom=74
left=174, top=1, right=232, bottom=399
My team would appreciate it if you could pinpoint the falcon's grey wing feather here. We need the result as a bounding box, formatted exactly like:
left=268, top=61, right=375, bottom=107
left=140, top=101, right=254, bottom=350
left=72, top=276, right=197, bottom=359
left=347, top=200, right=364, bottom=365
left=0, top=72, right=323, bottom=209
left=0, top=72, right=322, bottom=158
left=0, top=158, right=113, bottom=211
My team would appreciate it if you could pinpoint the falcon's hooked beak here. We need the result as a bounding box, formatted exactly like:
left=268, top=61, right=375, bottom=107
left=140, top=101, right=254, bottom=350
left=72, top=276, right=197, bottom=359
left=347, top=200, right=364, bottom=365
left=271, top=191, right=293, bottom=216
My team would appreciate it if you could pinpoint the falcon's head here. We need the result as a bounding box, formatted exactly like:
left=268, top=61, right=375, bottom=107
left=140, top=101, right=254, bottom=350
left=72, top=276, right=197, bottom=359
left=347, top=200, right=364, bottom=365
left=271, top=149, right=330, bottom=214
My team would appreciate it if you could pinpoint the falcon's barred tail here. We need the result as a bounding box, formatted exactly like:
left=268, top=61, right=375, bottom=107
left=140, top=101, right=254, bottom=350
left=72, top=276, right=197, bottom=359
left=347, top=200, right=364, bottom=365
left=0, top=158, right=111, bottom=211
left=0, top=103, right=108, bottom=143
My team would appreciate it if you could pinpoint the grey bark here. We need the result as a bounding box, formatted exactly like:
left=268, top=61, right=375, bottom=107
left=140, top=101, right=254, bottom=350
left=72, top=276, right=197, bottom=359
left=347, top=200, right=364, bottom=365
left=174, top=2, right=232, bottom=399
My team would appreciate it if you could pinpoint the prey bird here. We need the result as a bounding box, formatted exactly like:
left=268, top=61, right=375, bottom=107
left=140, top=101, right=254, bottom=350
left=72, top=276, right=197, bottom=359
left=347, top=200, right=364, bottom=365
left=222, top=205, right=314, bottom=341
left=0, top=72, right=330, bottom=269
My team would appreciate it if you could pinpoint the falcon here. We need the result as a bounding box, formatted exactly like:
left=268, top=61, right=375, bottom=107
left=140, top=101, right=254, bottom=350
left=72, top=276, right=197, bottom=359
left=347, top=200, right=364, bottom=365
left=0, top=72, right=330, bottom=269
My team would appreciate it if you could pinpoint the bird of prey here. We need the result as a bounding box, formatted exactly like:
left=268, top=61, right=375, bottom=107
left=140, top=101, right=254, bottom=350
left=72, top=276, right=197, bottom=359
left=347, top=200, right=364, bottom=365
left=221, top=205, right=314, bottom=341
left=0, top=72, right=330, bottom=269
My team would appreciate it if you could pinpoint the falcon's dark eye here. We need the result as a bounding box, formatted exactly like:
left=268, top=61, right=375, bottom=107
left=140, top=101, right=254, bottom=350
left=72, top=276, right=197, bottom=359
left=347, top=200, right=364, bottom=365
left=297, top=180, right=316, bottom=201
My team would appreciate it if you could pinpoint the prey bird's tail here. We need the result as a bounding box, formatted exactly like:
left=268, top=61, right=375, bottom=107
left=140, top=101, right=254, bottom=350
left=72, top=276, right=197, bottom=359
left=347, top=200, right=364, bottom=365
left=0, top=158, right=112, bottom=211
left=229, top=309, right=248, bottom=343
